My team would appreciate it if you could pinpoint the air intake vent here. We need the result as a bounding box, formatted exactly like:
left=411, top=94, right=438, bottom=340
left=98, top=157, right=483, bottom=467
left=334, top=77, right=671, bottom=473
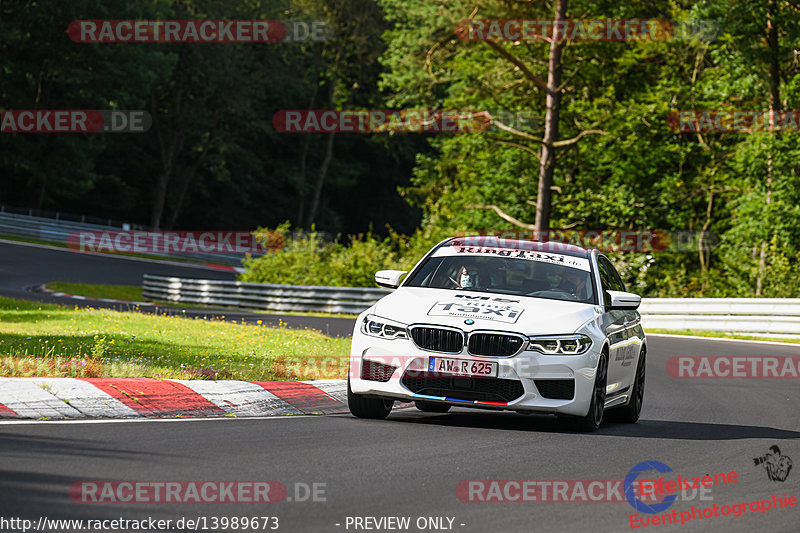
left=361, top=360, right=397, bottom=382
left=401, top=371, right=524, bottom=403
left=468, top=333, right=525, bottom=357
left=534, top=379, right=575, bottom=400
left=410, top=327, right=463, bottom=353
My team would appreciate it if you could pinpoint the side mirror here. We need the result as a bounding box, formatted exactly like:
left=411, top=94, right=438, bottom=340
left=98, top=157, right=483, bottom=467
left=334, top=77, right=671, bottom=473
left=606, top=290, right=641, bottom=310
left=375, top=270, right=408, bottom=289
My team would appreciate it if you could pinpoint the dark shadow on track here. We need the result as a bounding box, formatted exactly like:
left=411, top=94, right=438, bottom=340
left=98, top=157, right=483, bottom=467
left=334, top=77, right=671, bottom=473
left=0, top=435, right=177, bottom=527
left=0, top=469, right=204, bottom=532
left=380, top=411, right=800, bottom=440
left=0, top=432, right=176, bottom=459
left=601, top=419, right=800, bottom=440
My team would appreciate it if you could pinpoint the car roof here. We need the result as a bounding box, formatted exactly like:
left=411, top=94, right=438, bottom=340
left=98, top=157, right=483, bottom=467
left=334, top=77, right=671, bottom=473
left=443, top=235, right=590, bottom=259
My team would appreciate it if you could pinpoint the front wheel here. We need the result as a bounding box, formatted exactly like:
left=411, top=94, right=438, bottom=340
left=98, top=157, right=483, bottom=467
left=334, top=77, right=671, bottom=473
left=567, top=352, right=608, bottom=432
left=612, top=350, right=645, bottom=423
left=347, top=379, right=393, bottom=419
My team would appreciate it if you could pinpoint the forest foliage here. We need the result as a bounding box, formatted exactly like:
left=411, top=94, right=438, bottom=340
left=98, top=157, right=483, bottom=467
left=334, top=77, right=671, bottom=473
left=3, top=0, right=799, bottom=296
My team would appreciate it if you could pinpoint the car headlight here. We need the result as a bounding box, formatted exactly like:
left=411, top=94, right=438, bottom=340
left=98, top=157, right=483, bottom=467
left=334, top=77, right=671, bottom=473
left=361, top=314, right=408, bottom=339
left=526, top=334, right=592, bottom=355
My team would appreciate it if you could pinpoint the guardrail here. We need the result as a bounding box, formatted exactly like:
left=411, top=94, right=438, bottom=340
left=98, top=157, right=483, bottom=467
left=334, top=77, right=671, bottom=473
left=142, top=274, right=392, bottom=314
left=0, top=210, right=252, bottom=266
left=142, top=274, right=800, bottom=334
left=638, top=298, right=800, bottom=335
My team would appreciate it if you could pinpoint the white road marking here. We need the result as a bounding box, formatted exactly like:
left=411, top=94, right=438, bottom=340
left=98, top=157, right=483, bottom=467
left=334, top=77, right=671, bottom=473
left=169, top=379, right=302, bottom=416
left=0, top=378, right=85, bottom=418
left=0, top=414, right=322, bottom=425
left=301, top=379, right=347, bottom=404
left=29, top=377, right=139, bottom=418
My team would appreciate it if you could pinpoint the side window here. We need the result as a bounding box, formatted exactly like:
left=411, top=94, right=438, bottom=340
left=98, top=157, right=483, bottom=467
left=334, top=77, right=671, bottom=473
left=607, top=258, right=627, bottom=292
left=597, top=257, right=613, bottom=292
left=596, top=257, right=613, bottom=306
left=599, top=256, right=626, bottom=292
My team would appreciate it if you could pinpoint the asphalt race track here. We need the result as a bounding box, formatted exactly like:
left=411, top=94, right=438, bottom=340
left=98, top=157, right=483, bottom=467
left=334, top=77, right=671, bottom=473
left=1, top=240, right=799, bottom=532
left=1, top=334, right=799, bottom=532
left=0, top=240, right=355, bottom=337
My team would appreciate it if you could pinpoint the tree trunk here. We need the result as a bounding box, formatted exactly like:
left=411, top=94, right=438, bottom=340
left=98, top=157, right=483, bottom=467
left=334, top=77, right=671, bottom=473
left=35, top=174, right=47, bottom=209
left=149, top=78, right=184, bottom=230
left=534, top=0, right=567, bottom=239
left=305, top=130, right=336, bottom=229
left=756, top=0, right=780, bottom=296
left=296, top=82, right=319, bottom=228
left=164, top=129, right=217, bottom=230
left=699, top=185, right=714, bottom=292
left=149, top=129, right=182, bottom=230
left=296, top=133, right=312, bottom=227
left=304, top=83, right=336, bottom=228
left=164, top=163, right=198, bottom=230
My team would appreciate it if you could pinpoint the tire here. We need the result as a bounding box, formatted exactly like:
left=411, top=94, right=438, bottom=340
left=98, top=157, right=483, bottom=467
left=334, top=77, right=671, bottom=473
left=347, top=379, right=393, bottom=419
left=568, top=351, right=608, bottom=432
left=414, top=400, right=451, bottom=413
left=613, top=350, right=646, bottom=423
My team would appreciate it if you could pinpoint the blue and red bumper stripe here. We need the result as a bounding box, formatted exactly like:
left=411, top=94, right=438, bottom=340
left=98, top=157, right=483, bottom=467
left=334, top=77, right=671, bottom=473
left=412, top=393, right=507, bottom=407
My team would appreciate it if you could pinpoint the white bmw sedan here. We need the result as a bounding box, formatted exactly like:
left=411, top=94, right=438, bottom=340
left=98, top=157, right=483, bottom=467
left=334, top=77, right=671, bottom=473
left=348, top=236, right=646, bottom=431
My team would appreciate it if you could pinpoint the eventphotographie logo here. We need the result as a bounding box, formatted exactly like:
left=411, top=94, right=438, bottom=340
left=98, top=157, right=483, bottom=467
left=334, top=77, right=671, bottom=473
left=624, top=461, right=735, bottom=515
left=754, top=446, right=793, bottom=482
left=625, top=461, right=679, bottom=514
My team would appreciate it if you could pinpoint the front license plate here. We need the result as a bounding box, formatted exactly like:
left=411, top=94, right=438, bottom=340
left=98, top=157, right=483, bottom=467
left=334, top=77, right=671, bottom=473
left=428, top=357, right=498, bottom=377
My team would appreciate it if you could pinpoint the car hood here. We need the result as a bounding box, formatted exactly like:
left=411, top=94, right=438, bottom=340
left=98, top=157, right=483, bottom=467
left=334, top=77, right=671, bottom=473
left=371, top=287, right=597, bottom=335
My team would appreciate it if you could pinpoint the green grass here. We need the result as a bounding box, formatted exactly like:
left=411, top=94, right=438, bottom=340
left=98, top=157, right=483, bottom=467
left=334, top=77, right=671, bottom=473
left=0, top=296, right=351, bottom=380
left=47, top=281, right=143, bottom=301
left=647, top=329, right=800, bottom=344
left=0, top=234, right=72, bottom=248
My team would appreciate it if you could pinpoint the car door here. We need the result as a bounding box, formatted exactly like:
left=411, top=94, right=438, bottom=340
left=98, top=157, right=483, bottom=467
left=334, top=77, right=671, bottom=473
left=600, top=256, right=644, bottom=389
left=596, top=256, right=629, bottom=391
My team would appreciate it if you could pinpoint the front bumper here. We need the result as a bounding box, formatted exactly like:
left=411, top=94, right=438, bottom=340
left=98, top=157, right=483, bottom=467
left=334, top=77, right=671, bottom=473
left=349, top=330, right=602, bottom=417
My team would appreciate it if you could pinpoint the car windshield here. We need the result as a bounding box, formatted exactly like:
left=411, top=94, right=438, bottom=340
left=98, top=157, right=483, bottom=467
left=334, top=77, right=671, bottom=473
left=403, top=253, right=596, bottom=304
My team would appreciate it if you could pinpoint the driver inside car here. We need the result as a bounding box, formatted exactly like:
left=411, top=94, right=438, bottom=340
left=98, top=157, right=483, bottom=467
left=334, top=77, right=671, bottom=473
left=486, top=258, right=507, bottom=289
left=557, top=268, right=588, bottom=299
left=451, top=264, right=484, bottom=290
